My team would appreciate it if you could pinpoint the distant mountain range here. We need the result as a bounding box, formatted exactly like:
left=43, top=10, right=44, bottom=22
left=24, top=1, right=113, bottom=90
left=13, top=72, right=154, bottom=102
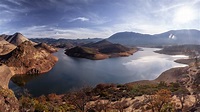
left=30, top=29, right=200, bottom=47
left=31, top=38, right=102, bottom=48
left=108, top=29, right=200, bottom=46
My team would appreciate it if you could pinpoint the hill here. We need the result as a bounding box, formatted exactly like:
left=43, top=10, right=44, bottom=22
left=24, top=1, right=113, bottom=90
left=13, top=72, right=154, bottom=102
left=0, top=32, right=36, bottom=46
left=34, top=43, right=58, bottom=53
left=31, top=38, right=102, bottom=48
left=0, top=41, right=58, bottom=75
left=65, top=40, right=137, bottom=60
left=155, top=45, right=200, bottom=56
left=108, top=29, right=200, bottom=46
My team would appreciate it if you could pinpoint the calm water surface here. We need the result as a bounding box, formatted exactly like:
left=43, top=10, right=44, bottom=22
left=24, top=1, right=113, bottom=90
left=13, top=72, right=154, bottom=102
left=9, top=48, right=188, bottom=96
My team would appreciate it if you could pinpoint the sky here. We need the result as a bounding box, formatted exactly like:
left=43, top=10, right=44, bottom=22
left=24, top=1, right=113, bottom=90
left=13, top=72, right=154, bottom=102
left=0, top=0, right=200, bottom=39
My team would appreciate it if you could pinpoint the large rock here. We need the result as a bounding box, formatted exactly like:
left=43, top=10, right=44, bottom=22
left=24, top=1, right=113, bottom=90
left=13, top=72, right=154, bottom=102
left=1, top=41, right=58, bottom=75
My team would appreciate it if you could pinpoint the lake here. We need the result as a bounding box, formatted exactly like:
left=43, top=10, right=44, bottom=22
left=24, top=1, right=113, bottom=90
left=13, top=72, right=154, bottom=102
left=9, top=48, right=188, bottom=96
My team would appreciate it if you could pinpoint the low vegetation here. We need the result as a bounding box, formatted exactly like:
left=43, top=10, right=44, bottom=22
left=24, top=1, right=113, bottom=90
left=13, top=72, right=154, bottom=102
left=18, top=81, right=198, bottom=112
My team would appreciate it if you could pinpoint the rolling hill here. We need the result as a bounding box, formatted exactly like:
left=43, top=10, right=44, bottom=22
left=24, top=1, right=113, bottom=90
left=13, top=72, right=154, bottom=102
left=108, top=29, right=200, bottom=46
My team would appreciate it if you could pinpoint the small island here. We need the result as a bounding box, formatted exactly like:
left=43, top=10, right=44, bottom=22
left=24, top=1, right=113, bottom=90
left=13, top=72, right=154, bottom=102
left=65, top=40, right=138, bottom=60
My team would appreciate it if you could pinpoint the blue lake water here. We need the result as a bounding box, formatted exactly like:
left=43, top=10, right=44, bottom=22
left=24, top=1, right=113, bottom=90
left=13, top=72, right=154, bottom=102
left=9, top=48, right=187, bottom=96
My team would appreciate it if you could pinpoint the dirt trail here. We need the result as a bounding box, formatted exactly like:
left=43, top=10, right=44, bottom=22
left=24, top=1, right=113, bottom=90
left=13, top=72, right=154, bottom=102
left=186, top=67, right=199, bottom=94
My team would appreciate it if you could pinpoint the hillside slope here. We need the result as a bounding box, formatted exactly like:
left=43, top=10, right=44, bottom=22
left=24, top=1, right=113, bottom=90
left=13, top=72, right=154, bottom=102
left=65, top=40, right=137, bottom=60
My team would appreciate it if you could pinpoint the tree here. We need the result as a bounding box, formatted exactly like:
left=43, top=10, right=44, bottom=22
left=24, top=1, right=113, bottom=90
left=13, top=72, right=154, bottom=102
left=65, top=87, right=92, bottom=112
left=174, top=87, right=189, bottom=111
left=146, top=89, right=174, bottom=112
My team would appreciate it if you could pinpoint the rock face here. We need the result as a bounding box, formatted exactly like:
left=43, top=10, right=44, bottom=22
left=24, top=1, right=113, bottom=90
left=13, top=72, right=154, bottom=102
left=65, top=40, right=138, bottom=60
left=1, top=41, right=58, bottom=75
left=0, top=39, right=16, bottom=55
left=0, top=86, right=19, bottom=112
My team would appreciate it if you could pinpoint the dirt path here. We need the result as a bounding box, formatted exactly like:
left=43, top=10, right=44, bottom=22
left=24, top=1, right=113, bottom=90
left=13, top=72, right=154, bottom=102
left=185, top=67, right=199, bottom=94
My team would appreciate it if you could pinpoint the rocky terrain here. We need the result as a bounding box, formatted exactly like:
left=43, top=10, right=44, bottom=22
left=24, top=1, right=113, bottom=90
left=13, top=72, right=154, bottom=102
left=65, top=40, right=138, bottom=60
left=0, top=41, right=58, bottom=75
left=0, top=32, right=58, bottom=75
left=0, top=39, right=16, bottom=56
left=34, top=43, right=58, bottom=53
left=0, top=32, right=60, bottom=112
left=0, top=86, right=19, bottom=112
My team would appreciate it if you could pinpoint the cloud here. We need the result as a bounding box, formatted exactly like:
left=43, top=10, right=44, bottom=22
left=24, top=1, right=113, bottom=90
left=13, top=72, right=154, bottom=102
left=17, top=25, right=111, bottom=39
left=69, top=17, right=90, bottom=22
left=0, top=0, right=200, bottom=39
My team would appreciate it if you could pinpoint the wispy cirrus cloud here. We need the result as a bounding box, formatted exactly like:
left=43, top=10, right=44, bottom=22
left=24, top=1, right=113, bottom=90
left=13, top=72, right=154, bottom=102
left=68, top=17, right=90, bottom=22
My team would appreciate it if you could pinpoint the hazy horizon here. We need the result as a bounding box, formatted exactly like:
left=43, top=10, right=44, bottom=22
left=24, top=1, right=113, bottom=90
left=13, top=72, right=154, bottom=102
left=0, top=0, right=200, bottom=39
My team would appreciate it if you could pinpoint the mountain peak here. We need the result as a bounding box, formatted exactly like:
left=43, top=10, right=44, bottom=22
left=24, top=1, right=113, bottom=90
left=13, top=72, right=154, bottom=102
left=14, top=32, right=23, bottom=35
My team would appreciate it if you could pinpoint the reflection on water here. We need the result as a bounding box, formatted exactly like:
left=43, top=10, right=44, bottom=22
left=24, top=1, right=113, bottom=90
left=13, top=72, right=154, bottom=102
left=11, top=74, right=39, bottom=87
left=9, top=48, right=188, bottom=96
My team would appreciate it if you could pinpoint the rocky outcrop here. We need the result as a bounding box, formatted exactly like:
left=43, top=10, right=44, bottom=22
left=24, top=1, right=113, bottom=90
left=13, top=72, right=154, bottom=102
left=0, top=86, right=19, bottom=112
left=0, top=39, right=16, bottom=55
left=1, top=41, right=58, bottom=75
